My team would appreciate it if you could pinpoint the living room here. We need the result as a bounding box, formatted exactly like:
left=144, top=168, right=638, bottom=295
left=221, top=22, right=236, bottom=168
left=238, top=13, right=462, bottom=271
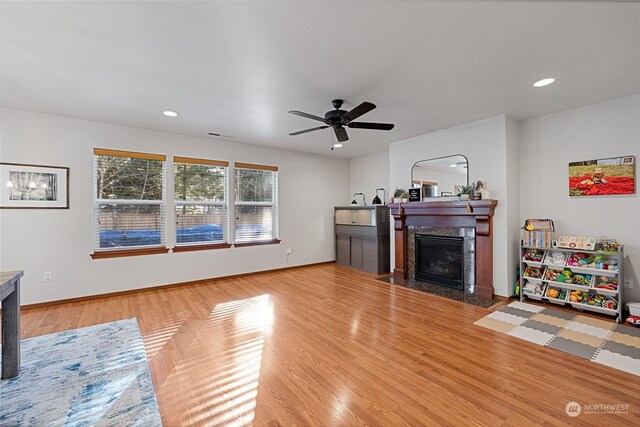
left=1, top=1, right=639, bottom=425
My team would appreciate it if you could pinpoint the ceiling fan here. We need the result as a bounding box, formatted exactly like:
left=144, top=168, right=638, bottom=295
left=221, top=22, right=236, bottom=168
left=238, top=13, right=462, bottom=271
left=288, top=99, right=394, bottom=143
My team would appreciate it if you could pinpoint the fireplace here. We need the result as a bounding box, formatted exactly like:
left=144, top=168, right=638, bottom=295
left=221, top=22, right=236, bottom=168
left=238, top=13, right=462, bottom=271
left=390, top=200, right=497, bottom=299
left=415, top=235, right=464, bottom=289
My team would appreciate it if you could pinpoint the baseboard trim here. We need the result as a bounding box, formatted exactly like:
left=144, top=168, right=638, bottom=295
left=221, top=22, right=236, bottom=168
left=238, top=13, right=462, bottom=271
left=486, top=294, right=516, bottom=310
left=21, top=261, right=335, bottom=311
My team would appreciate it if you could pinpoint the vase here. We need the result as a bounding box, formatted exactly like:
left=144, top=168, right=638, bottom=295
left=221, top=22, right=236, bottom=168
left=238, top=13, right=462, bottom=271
left=402, top=198, right=408, bottom=203
left=394, top=197, right=401, bottom=203
left=460, top=194, right=470, bottom=201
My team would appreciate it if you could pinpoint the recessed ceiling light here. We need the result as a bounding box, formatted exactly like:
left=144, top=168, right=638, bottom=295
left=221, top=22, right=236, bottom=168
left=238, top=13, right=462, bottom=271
left=533, top=78, right=555, bottom=88
left=162, top=110, right=179, bottom=117
left=333, top=143, right=343, bottom=148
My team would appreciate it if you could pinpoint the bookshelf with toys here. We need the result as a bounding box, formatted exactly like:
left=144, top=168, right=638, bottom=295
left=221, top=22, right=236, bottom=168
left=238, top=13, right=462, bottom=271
left=519, top=221, right=624, bottom=323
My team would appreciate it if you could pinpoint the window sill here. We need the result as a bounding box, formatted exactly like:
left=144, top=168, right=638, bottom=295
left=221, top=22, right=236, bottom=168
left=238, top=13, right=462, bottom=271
left=234, top=239, right=281, bottom=248
left=90, top=247, right=169, bottom=259
left=172, top=243, right=232, bottom=253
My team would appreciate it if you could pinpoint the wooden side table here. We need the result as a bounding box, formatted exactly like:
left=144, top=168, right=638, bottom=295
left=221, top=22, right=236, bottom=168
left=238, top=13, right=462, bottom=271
left=1, top=270, right=23, bottom=379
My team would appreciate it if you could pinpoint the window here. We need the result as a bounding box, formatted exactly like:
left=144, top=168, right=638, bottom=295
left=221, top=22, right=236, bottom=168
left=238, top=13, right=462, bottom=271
left=93, top=148, right=166, bottom=255
left=234, top=163, right=279, bottom=244
left=174, top=157, right=229, bottom=248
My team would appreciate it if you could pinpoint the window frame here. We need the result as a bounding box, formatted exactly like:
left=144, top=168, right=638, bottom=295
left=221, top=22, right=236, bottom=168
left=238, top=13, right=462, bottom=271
left=173, top=156, right=230, bottom=250
left=233, top=162, right=280, bottom=246
left=91, top=148, right=168, bottom=258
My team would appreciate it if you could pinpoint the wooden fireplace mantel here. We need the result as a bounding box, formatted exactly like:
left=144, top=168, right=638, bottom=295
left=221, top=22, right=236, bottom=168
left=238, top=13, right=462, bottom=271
left=389, top=199, right=498, bottom=300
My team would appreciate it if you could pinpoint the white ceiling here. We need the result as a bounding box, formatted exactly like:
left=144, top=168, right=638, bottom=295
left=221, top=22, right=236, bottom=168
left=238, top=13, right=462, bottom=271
left=1, top=1, right=639, bottom=159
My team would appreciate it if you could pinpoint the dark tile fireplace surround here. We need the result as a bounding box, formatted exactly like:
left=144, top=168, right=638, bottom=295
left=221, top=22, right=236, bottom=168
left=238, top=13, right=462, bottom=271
left=388, top=200, right=498, bottom=301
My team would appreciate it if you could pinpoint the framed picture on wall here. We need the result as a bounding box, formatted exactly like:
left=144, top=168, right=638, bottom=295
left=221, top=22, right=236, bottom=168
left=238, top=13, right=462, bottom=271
left=568, top=156, right=635, bottom=196
left=0, top=162, right=69, bottom=209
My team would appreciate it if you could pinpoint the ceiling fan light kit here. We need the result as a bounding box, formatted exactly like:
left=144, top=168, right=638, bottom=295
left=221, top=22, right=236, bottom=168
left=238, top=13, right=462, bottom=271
left=288, top=99, right=394, bottom=145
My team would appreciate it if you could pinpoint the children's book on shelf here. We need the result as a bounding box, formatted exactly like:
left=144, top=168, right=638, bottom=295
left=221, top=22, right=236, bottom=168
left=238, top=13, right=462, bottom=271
left=522, top=219, right=555, bottom=248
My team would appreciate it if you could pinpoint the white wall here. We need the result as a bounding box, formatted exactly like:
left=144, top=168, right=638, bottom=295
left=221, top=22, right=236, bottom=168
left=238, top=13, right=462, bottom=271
left=519, top=94, right=640, bottom=301
left=349, top=151, right=389, bottom=205
left=0, top=108, right=350, bottom=305
left=505, top=115, right=521, bottom=298
left=389, top=115, right=518, bottom=297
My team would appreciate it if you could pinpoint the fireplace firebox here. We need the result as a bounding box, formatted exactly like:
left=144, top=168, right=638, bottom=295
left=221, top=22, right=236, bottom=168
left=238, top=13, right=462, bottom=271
left=415, top=235, right=464, bottom=290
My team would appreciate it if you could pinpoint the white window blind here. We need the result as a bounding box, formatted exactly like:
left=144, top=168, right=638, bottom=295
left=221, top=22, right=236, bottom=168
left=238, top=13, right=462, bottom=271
left=93, top=149, right=166, bottom=251
left=174, top=157, right=229, bottom=246
left=234, top=163, right=279, bottom=243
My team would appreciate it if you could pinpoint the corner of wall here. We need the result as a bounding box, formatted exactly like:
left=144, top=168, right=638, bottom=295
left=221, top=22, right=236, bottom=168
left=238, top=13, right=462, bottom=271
left=504, top=115, right=521, bottom=298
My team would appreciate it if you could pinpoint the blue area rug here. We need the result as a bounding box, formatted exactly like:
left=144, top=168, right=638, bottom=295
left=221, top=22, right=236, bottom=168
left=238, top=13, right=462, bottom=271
left=0, top=318, right=162, bottom=426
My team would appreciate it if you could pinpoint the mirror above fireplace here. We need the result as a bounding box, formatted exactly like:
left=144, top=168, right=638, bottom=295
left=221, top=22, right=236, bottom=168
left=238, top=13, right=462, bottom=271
left=411, top=154, right=469, bottom=199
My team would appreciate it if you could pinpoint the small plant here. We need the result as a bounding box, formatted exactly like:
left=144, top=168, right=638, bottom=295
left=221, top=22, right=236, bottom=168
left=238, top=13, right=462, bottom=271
left=400, top=191, right=409, bottom=199
left=393, top=188, right=405, bottom=198
left=456, top=185, right=472, bottom=196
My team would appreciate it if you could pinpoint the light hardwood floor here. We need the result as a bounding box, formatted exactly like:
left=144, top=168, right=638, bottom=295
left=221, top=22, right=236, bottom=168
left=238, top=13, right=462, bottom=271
left=18, top=264, right=640, bottom=426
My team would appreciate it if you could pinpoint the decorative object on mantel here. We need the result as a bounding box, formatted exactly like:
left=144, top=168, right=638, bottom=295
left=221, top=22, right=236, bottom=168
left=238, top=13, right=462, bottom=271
left=400, top=190, right=409, bottom=203
left=471, top=180, right=492, bottom=200
left=469, top=181, right=479, bottom=200
left=471, top=181, right=481, bottom=200
left=0, top=162, right=69, bottom=209
left=456, top=185, right=472, bottom=201
left=393, top=187, right=405, bottom=203
left=569, top=155, right=635, bottom=196
left=408, top=187, right=421, bottom=202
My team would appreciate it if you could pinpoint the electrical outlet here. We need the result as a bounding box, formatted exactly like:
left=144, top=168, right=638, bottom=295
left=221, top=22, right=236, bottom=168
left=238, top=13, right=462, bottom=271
left=44, top=272, right=53, bottom=282
left=625, top=278, right=634, bottom=289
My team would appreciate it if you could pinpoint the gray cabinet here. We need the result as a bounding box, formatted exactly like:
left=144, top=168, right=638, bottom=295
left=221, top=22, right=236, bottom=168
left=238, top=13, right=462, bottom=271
left=335, top=206, right=390, bottom=274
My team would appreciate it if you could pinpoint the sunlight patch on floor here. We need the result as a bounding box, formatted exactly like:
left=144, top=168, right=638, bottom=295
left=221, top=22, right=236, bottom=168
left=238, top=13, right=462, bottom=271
left=179, top=294, right=273, bottom=426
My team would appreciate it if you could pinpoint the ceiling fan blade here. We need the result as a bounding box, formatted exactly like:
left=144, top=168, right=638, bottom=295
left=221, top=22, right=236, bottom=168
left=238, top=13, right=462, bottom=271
left=289, top=126, right=329, bottom=136
left=347, top=122, right=395, bottom=131
left=334, top=127, right=349, bottom=142
left=341, top=102, right=376, bottom=123
left=288, top=110, right=327, bottom=123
